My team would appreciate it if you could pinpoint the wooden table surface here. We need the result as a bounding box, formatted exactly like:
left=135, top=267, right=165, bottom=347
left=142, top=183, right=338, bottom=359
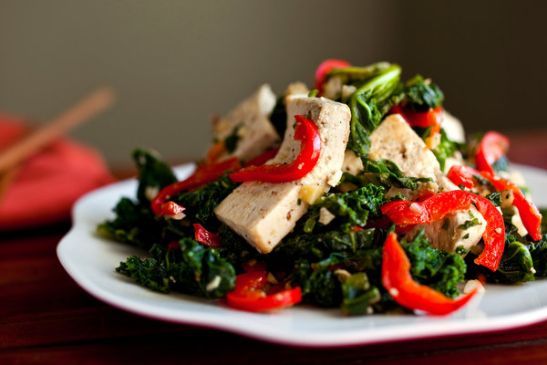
left=1, top=132, right=546, bottom=365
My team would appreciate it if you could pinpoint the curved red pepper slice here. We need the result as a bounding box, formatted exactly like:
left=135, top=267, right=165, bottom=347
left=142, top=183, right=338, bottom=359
left=382, top=232, right=477, bottom=315
left=447, top=165, right=543, bottom=242
left=482, top=172, right=542, bottom=241
left=381, top=190, right=505, bottom=271
left=475, top=131, right=510, bottom=175
left=193, top=223, right=221, bottom=248
left=446, top=165, right=476, bottom=189
left=314, top=59, right=351, bottom=94
left=151, top=157, right=241, bottom=217
left=391, top=105, right=443, bottom=148
left=229, top=115, right=321, bottom=183
left=226, top=270, right=302, bottom=312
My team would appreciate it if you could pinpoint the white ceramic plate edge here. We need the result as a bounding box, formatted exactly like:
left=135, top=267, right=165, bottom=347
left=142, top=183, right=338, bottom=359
left=56, top=163, right=547, bottom=347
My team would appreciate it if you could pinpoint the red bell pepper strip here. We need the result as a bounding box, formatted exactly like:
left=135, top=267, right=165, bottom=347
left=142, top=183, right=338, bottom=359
left=447, top=165, right=543, bottom=242
left=482, top=172, right=542, bottom=241
left=446, top=165, right=476, bottom=189
left=193, top=223, right=221, bottom=248
left=226, top=270, right=302, bottom=312
left=475, top=131, right=510, bottom=175
left=229, top=115, right=321, bottom=183
left=382, top=232, right=477, bottom=315
left=391, top=105, right=444, bottom=148
left=152, top=157, right=241, bottom=217
left=381, top=190, right=505, bottom=271
left=314, top=59, right=351, bottom=94
left=245, top=148, right=279, bottom=167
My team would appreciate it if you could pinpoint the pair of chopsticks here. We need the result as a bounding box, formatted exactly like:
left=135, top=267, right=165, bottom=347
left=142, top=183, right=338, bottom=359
left=0, top=87, right=116, bottom=201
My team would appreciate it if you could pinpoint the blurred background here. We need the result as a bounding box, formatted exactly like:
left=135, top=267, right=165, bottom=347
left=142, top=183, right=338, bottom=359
left=1, top=0, right=546, bottom=168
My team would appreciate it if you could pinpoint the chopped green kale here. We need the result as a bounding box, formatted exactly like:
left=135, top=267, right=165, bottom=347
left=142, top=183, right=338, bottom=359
left=175, top=176, right=238, bottom=226
left=403, top=230, right=466, bottom=298
left=133, top=149, right=177, bottom=205
left=117, top=238, right=236, bottom=299
left=347, top=64, right=401, bottom=158
left=302, top=184, right=385, bottom=232
left=363, top=159, right=432, bottom=190
left=401, top=75, right=444, bottom=112
left=432, top=130, right=459, bottom=171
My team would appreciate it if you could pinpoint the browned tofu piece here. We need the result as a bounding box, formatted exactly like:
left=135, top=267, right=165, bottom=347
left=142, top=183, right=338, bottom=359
left=214, top=96, right=351, bottom=253
left=370, top=114, right=486, bottom=252
left=212, top=84, right=279, bottom=162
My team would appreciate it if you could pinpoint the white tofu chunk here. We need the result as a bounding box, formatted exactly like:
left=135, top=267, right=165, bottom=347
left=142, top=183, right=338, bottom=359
left=369, top=114, right=486, bottom=252
left=284, top=82, right=309, bottom=99
left=413, top=208, right=488, bottom=252
left=212, top=84, right=279, bottom=162
left=369, top=114, right=442, bottom=191
left=342, top=150, right=364, bottom=175
left=215, top=96, right=351, bottom=253
left=442, top=110, right=466, bottom=144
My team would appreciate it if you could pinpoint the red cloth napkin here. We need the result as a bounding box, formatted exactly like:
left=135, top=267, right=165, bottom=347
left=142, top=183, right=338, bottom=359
left=0, top=114, right=113, bottom=230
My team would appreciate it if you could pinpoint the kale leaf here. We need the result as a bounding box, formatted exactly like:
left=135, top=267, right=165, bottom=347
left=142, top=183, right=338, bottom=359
left=117, top=238, right=236, bottom=299
left=341, top=272, right=381, bottom=315
left=175, top=176, right=238, bottom=226
left=133, top=149, right=177, bottom=205
left=223, top=125, right=241, bottom=153
left=529, top=235, right=547, bottom=277
left=269, top=96, right=287, bottom=137
left=302, top=184, right=385, bottom=232
left=347, top=64, right=401, bottom=158
left=97, top=197, right=162, bottom=249
left=403, top=230, right=466, bottom=298
left=432, top=130, right=459, bottom=171
left=363, top=159, right=432, bottom=190
left=401, top=75, right=444, bottom=112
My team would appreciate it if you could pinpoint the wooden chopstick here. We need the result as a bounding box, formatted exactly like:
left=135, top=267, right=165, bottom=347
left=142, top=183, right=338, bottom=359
left=0, top=87, right=116, bottom=175
left=0, top=87, right=116, bottom=201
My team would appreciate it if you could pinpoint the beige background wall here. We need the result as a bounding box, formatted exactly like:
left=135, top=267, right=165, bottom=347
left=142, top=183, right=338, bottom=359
left=0, top=1, right=545, bottom=166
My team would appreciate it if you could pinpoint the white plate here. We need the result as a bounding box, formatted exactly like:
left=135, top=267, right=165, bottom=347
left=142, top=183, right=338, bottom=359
left=57, top=163, right=547, bottom=347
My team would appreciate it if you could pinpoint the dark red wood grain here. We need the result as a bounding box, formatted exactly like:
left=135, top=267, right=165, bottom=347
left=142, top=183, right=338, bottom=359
left=1, top=131, right=546, bottom=364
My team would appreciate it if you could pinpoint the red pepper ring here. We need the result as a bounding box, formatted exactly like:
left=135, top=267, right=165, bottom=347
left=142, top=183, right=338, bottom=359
left=193, top=223, right=221, bottom=248
left=475, top=131, right=510, bottom=175
left=229, top=115, right=321, bottom=183
left=382, top=232, right=477, bottom=315
left=314, top=59, right=351, bottom=95
left=226, top=271, right=302, bottom=312
left=381, top=190, right=505, bottom=271
left=151, top=157, right=241, bottom=217
left=446, top=165, right=476, bottom=189
left=481, top=172, right=542, bottom=242
left=447, top=165, right=543, bottom=242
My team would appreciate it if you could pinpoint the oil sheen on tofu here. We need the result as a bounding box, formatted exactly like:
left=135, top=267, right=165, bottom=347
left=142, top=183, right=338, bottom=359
left=215, top=96, right=351, bottom=253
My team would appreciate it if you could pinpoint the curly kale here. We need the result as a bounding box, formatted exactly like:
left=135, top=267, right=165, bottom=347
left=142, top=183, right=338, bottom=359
left=347, top=64, right=401, bottom=158
left=400, top=75, right=444, bottom=112
left=133, top=149, right=177, bottom=205
left=175, top=176, right=238, bottom=226
left=302, top=184, right=385, bottom=233
left=432, top=130, right=459, bottom=171
left=117, top=238, right=236, bottom=299
left=529, top=235, right=547, bottom=277
left=97, top=197, right=163, bottom=249
left=363, top=159, right=432, bottom=190
left=341, top=273, right=381, bottom=315
left=403, top=230, right=466, bottom=298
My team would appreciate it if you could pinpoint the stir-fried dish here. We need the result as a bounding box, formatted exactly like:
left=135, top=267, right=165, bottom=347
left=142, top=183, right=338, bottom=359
left=98, top=60, right=547, bottom=315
